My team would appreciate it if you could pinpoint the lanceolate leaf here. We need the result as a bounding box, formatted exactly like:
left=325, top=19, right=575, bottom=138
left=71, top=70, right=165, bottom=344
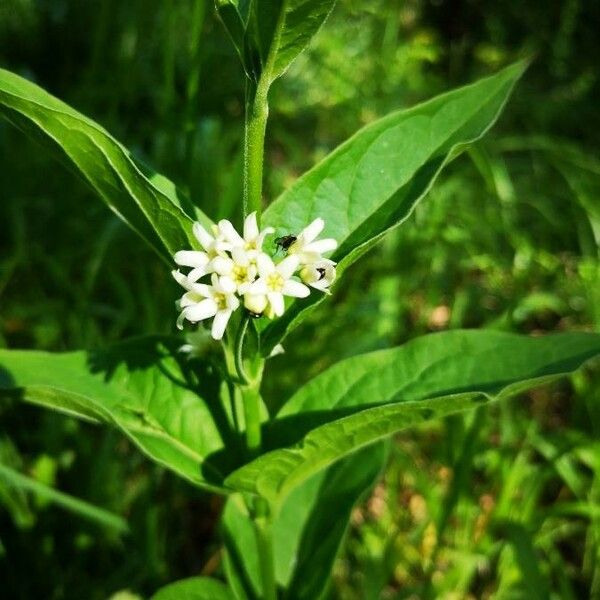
left=259, top=61, right=528, bottom=354
left=0, top=337, right=236, bottom=493
left=255, top=0, right=338, bottom=82
left=222, top=444, right=385, bottom=600
left=151, top=577, right=235, bottom=600
left=225, top=330, right=600, bottom=505
left=216, top=0, right=336, bottom=82
left=0, top=68, right=210, bottom=262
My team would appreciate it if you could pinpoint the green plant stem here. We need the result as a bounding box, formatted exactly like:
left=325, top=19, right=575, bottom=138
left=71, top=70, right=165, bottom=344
left=244, top=75, right=270, bottom=218
left=233, top=313, right=263, bottom=458
left=242, top=385, right=262, bottom=459
left=253, top=497, right=277, bottom=600
left=233, top=317, right=273, bottom=596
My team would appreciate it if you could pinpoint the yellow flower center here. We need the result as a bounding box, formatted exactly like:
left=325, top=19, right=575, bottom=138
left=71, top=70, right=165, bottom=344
left=214, top=292, right=228, bottom=310
left=232, top=264, right=249, bottom=284
left=266, top=272, right=284, bottom=292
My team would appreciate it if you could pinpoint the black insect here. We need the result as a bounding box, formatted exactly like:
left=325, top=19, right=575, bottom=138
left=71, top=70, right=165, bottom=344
left=274, top=234, right=297, bottom=253
left=316, top=267, right=326, bottom=280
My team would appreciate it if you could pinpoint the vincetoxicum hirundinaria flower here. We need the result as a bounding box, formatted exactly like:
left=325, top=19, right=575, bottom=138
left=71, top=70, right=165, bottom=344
left=172, top=213, right=338, bottom=339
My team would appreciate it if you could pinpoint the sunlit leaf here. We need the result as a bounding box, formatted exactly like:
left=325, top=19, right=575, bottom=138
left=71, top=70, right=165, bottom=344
left=226, top=330, right=600, bottom=504
left=0, top=68, right=210, bottom=263
left=259, top=61, right=528, bottom=354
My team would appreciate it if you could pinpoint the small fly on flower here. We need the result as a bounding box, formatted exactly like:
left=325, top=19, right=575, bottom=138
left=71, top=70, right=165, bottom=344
left=172, top=214, right=338, bottom=339
left=274, top=234, right=297, bottom=253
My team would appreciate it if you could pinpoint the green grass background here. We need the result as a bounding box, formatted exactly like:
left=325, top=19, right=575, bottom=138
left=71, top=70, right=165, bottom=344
left=0, top=1, right=599, bottom=598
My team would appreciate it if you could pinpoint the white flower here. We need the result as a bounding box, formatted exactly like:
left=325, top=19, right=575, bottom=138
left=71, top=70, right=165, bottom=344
left=248, top=254, right=310, bottom=317
left=173, top=249, right=210, bottom=283
left=171, top=214, right=337, bottom=337
left=300, top=258, right=337, bottom=293
left=218, top=212, right=274, bottom=261
left=212, top=247, right=258, bottom=294
left=181, top=221, right=233, bottom=276
left=174, top=273, right=239, bottom=340
left=288, top=218, right=337, bottom=264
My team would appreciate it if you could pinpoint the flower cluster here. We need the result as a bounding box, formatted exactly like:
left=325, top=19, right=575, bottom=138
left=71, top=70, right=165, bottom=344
left=172, top=213, right=337, bottom=340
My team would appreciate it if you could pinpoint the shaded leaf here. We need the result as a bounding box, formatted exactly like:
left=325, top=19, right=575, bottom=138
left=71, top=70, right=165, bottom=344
left=0, top=336, right=238, bottom=493
left=222, top=443, right=385, bottom=599
left=256, top=0, right=338, bottom=81
left=0, top=462, right=128, bottom=533
left=216, top=0, right=336, bottom=82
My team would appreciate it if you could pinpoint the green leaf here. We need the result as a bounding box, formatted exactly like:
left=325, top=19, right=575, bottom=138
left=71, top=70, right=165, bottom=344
left=255, top=0, right=338, bottom=82
left=222, top=444, right=385, bottom=600
left=216, top=0, right=336, bottom=82
left=225, top=330, right=600, bottom=505
left=0, top=68, right=210, bottom=263
left=0, top=336, right=238, bottom=493
left=259, top=61, right=528, bottom=354
left=0, top=462, right=128, bottom=533
left=151, top=577, right=235, bottom=600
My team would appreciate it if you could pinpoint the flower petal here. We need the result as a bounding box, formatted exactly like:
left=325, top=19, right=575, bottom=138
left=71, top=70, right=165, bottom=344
left=211, top=310, right=232, bottom=340
left=282, top=279, right=310, bottom=298
left=172, top=269, right=192, bottom=290
left=218, top=276, right=237, bottom=294
left=193, top=222, right=214, bottom=251
left=277, top=255, right=300, bottom=278
left=243, top=212, right=259, bottom=241
left=174, top=250, right=209, bottom=268
left=268, top=292, right=285, bottom=317
left=183, top=298, right=218, bottom=322
left=231, top=246, right=249, bottom=266
left=227, top=294, right=240, bottom=311
left=300, top=218, right=324, bottom=243
left=304, top=238, right=337, bottom=255
left=176, top=311, right=187, bottom=330
left=212, top=256, right=234, bottom=275
left=187, top=266, right=208, bottom=282
left=218, top=219, right=244, bottom=245
left=189, top=282, right=212, bottom=297
left=180, top=290, right=205, bottom=307
left=248, top=279, right=268, bottom=295
left=257, top=253, right=275, bottom=277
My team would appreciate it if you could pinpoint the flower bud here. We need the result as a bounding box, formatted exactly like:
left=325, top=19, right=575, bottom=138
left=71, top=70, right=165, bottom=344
left=244, top=293, right=268, bottom=315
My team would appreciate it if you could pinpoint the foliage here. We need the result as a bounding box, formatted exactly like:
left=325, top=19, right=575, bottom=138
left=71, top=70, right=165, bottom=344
left=0, top=1, right=598, bottom=599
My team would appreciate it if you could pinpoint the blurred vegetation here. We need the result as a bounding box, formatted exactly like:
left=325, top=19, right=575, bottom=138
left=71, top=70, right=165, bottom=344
left=0, top=0, right=599, bottom=598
